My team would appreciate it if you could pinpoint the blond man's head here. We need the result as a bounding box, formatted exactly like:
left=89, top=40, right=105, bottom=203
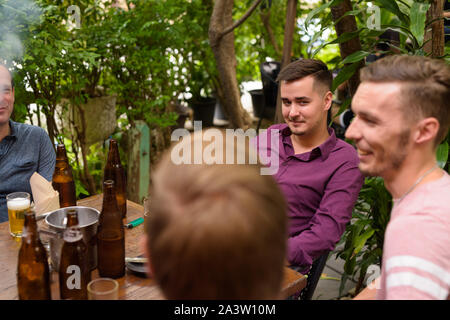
left=145, top=130, right=287, bottom=299
left=360, top=55, right=450, bottom=146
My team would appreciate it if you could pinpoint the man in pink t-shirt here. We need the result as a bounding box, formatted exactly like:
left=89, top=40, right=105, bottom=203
left=345, top=55, right=450, bottom=300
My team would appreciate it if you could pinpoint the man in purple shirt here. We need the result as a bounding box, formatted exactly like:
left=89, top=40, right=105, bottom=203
left=255, top=59, right=364, bottom=273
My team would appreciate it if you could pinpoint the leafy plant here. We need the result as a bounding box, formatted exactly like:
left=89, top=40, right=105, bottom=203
left=305, top=0, right=450, bottom=296
left=5, top=0, right=212, bottom=195
left=335, top=177, right=392, bottom=296
left=183, top=0, right=218, bottom=101
left=306, top=0, right=450, bottom=118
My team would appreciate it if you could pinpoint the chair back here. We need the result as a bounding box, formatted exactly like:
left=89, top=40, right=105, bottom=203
left=299, top=252, right=330, bottom=300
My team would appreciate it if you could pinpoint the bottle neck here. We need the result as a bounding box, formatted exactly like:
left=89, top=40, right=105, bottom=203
left=56, top=145, right=68, bottom=160
left=66, top=212, right=79, bottom=228
left=55, top=146, right=72, bottom=170
left=22, top=212, right=39, bottom=243
left=107, top=141, right=121, bottom=166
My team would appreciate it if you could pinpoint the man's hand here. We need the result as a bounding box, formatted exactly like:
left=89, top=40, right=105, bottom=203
left=353, top=278, right=379, bottom=300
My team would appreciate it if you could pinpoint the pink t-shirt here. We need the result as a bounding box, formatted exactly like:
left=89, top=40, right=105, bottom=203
left=376, top=172, right=450, bottom=300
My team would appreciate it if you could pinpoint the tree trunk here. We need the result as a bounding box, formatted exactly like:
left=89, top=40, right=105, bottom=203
left=45, top=113, right=56, bottom=149
left=209, top=0, right=252, bottom=129
left=424, top=0, right=445, bottom=58
left=331, top=0, right=364, bottom=97
left=45, top=105, right=59, bottom=149
left=72, top=104, right=96, bottom=195
left=274, top=0, right=297, bottom=124
left=260, top=10, right=281, bottom=58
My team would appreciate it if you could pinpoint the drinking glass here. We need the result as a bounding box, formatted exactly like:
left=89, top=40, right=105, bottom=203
left=87, top=278, right=119, bottom=300
left=7, top=192, right=31, bottom=238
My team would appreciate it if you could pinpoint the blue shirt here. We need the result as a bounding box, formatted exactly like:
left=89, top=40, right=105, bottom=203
left=255, top=124, right=364, bottom=273
left=0, top=121, right=55, bottom=222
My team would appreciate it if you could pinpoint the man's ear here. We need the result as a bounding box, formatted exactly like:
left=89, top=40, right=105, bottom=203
left=413, top=117, right=439, bottom=145
left=323, top=90, right=333, bottom=111
left=139, top=234, right=154, bottom=277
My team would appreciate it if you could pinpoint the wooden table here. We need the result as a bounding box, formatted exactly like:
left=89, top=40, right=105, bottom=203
left=0, top=194, right=306, bottom=300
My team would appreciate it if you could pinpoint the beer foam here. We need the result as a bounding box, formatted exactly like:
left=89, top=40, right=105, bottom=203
left=7, top=198, right=30, bottom=210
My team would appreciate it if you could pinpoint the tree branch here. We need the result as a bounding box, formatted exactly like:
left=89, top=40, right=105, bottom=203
left=274, top=0, right=298, bottom=124
left=220, top=0, right=263, bottom=38
left=260, top=10, right=281, bottom=56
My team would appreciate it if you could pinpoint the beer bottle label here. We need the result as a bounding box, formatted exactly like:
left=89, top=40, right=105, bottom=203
left=63, top=228, right=83, bottom=242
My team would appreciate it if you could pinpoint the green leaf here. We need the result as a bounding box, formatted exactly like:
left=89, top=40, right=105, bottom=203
left=354, top=229, right=376, bottom=256
left=436, top=141, right=449, bottom=169
left=332, top=62, right=361, bottom=92
left=329, top=29, right=363, bottom=45
left=312, top=29, right=363, bottom=57
left=305, top=0, right=344, bottom=28
left=379, top=24, right=419, bottom=48
left=341, top=50, right=371, bottom=65
left=397, top=0, right=411, bottom=10
left=44, top=56, right=56, bottom=67
left=373, top=0, right=409, bottom=25
left=382, top=42, right=409, bottom=54
left=75, top=180, right=89, bottom=198
left=344, top=256, right=357, bottom=275
left=410, top=2, right=430, bottom=47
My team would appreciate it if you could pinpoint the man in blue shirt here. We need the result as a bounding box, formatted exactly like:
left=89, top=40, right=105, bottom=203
left=0, top=64, right=55, bottom=222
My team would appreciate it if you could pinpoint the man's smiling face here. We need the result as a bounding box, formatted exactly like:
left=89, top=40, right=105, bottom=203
left=0, top=65, right=14, bottom=126
left=280, top=75, right=330, bottom=137
left=345, top=81, right=412, bottom=179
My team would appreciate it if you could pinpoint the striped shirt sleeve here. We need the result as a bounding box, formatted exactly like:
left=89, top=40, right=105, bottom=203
left=379, top=214, right=450, bottom=300
left=384, top=255, right=450, bottom=299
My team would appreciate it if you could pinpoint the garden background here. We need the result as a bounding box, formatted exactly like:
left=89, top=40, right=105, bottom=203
left=1, top=0, right=449, bottom=297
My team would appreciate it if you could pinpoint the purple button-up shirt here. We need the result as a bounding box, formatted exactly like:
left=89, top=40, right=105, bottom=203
left=255, top=124, right=364, bottom=273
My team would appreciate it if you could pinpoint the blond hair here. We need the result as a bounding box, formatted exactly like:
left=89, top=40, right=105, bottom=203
left=146, top=130, right=287, bottom=299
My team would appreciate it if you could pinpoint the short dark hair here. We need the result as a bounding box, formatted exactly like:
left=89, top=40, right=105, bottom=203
left=276, top=59, right=332, bottom=92
left=0, top=64, right=14, bottom=89
left=360, top=55, right=450, bottom=146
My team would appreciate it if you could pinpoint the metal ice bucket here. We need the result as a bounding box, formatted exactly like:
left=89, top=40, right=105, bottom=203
left=39, top=206, right=100, bottom=271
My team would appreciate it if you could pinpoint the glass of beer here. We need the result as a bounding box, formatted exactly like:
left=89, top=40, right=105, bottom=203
left=7, top=192, right=31, bottom=238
